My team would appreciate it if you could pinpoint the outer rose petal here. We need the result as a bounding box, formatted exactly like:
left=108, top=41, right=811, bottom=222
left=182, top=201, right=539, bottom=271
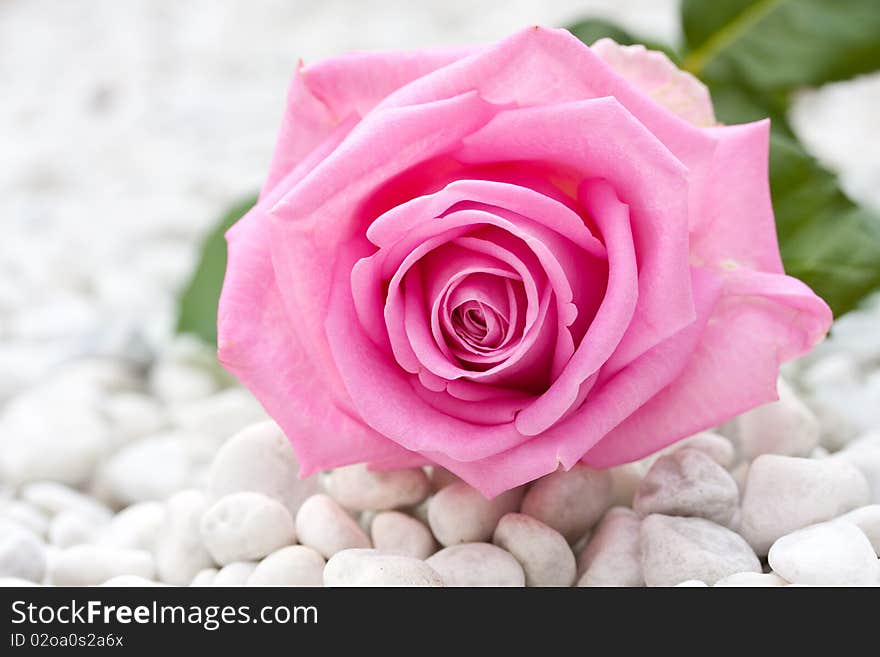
left=692, top=120, right=785, bottom=274
left=583, top=269, right=832, bottom=467
left=262, top=47, right=476, bottom=195
left=591, top=38, right=716, bottom=128
left=218, top=206, right=420, bottom=477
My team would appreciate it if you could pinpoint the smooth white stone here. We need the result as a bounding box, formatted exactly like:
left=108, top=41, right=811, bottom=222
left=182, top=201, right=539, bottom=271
left=676, top=432, right=737, bottom=469
left=295, top=494, right=371, bottom=558
left=21, top=482, right=112, bottom=521
left=428, top=483, right=523, bottom=547
left=200, top=492, right=296, bottom=565
left=0, top=577, right=40, bottom=587
left=50, top=545, right=155, bottom=586
left=674, top=579, right=708, bottom=587
left=714, top=572, right=788, bottom=587
left=768, top=522, right=879, bottom=586
left=248, top=546, right=325, bottom=586
left=634, top=448, right=739, bottom=526
left=0, top=393, right=110, bottom=487
left=640, top=514, right=761, bottom=587
left=94, top=432, right=196, bottom=506
left=426, top=543, right=525, bottom=587
left=740, top=455, right=870, bottom=554
left=155, top=490, right=215, bottom=585
left=493, top=513, right=576, bottom=587
left=644, top=432, right=736, bottom=470
left=734, top=379, right=820, bottom=459
left=324, top=549, right=443, bottom=587
left=169, top=387, right=266, bottom=440
left=103, top=392, right=166, bottom=443
left=208, top=420, right=319, bottom=518
left=212, top=561, right=257, bottom=586
left=370, top=511, right=436, bottom=560
left=97, top=501, right=166, bottom=551
left=325, top=464, right=431, bottom=511
left=835, top=505, right=880, bottom=555
left=102, top=575, right=165, bottom=586
left=48, top=511, right=103, bottom=548
left=521, top=465, right=613, bottom=543
left=149, top=360, right=218, bottom=404
left=0, top=527, right=46, bottom=582
left=576, top=507, right=643, bottom=587
left=189, top=568, right=218, bottom=586
left=834, top=435, right=880, bottom=503
left=0, top=500, right=50, bottom=537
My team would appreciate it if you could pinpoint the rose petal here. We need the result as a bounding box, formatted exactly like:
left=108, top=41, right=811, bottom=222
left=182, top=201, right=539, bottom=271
left=263, top=46, right=476, bottom=194
left=583, top=269, right=830, bottom=466
left=218, top=207, right=418, bottom=477
left=691, top=119, right=785, bottom=274
left=591, top=38, right=716, bottom=127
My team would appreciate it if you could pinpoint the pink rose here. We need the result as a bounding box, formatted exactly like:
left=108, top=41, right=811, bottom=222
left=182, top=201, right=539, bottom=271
left=218, top=27, right=831, bottom=497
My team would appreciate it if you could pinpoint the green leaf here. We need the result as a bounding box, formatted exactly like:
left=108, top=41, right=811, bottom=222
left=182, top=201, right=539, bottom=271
left=770, top=134, right=880, bottom=317
left=681, top=0, right=880, bottom=91
left=566, top=18, right=681, bottom=63
left=176, top=194, right=258, bottom=345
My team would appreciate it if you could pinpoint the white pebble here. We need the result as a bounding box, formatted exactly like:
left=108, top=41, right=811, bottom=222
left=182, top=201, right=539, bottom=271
left=834, top=434, right=880, bottom=503
left=189, top=568, right=218, bottom=586
left=0, top=500, right=49, bottom=537
left=169, top=387, right=267, bottom=440
left=324, top=549, right=443, bottom=586
left=0, top=577, right=40, bottom=587
left=493, top=513, right=576, bottom=587
left=98, top=501, right=166, bottom=551
left=675, top=432, right=736, bottom=469
left=103, top=392, right=166, bottom=442
left=212, top=561, right=257, bottom=586
left=0, top=527, right=46, bottom=583
left=371, top=511, right=436, bottom=559
left=740, top=455, right=870, bottom=554
left=675, top=579, right=708, bottom=587
left=102, top=575, right=165, bottom=586
left=295, top=494, right=371, bottom=558
left=208, top=420, right=319, bottom=517
left=325, top=464, right=430, bottom=511
left=248, top=546, right=325, bottom=586
left=835, top=505, right=880, bottom=555
left=520, top=464, right=612, bottom=543
left=640, top=514, right=761, bottom=587
left=768, top=521, right=879, bottom=586
left=577, top=507, right=642, bottom=587
left=200, top=492, right=296, bottom=565
left=155, top=490, right=215, bottom=585
left=428, top=482, right=523, bottom=547
left=50, top=545, right=154, bottom=586
left=149, top=360, right=218, bottom=404
left=0, top=393, right=110, bottom=486
left=49, top=511, right=103, bottom=547
left=634, top=448, right=739, bottom=526
left=734, top=378, right=819, bottom=459
left=94, top=433, right=197, bottom=506
left=714, top=572, right=788, bottom=587
left=427, top=543, right=525, bottom=586
left=21, top=482, right=112, bottom=521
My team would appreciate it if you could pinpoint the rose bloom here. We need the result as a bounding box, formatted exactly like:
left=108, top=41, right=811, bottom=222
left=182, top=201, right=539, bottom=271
left=218, top=27, right=831, bottom=497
